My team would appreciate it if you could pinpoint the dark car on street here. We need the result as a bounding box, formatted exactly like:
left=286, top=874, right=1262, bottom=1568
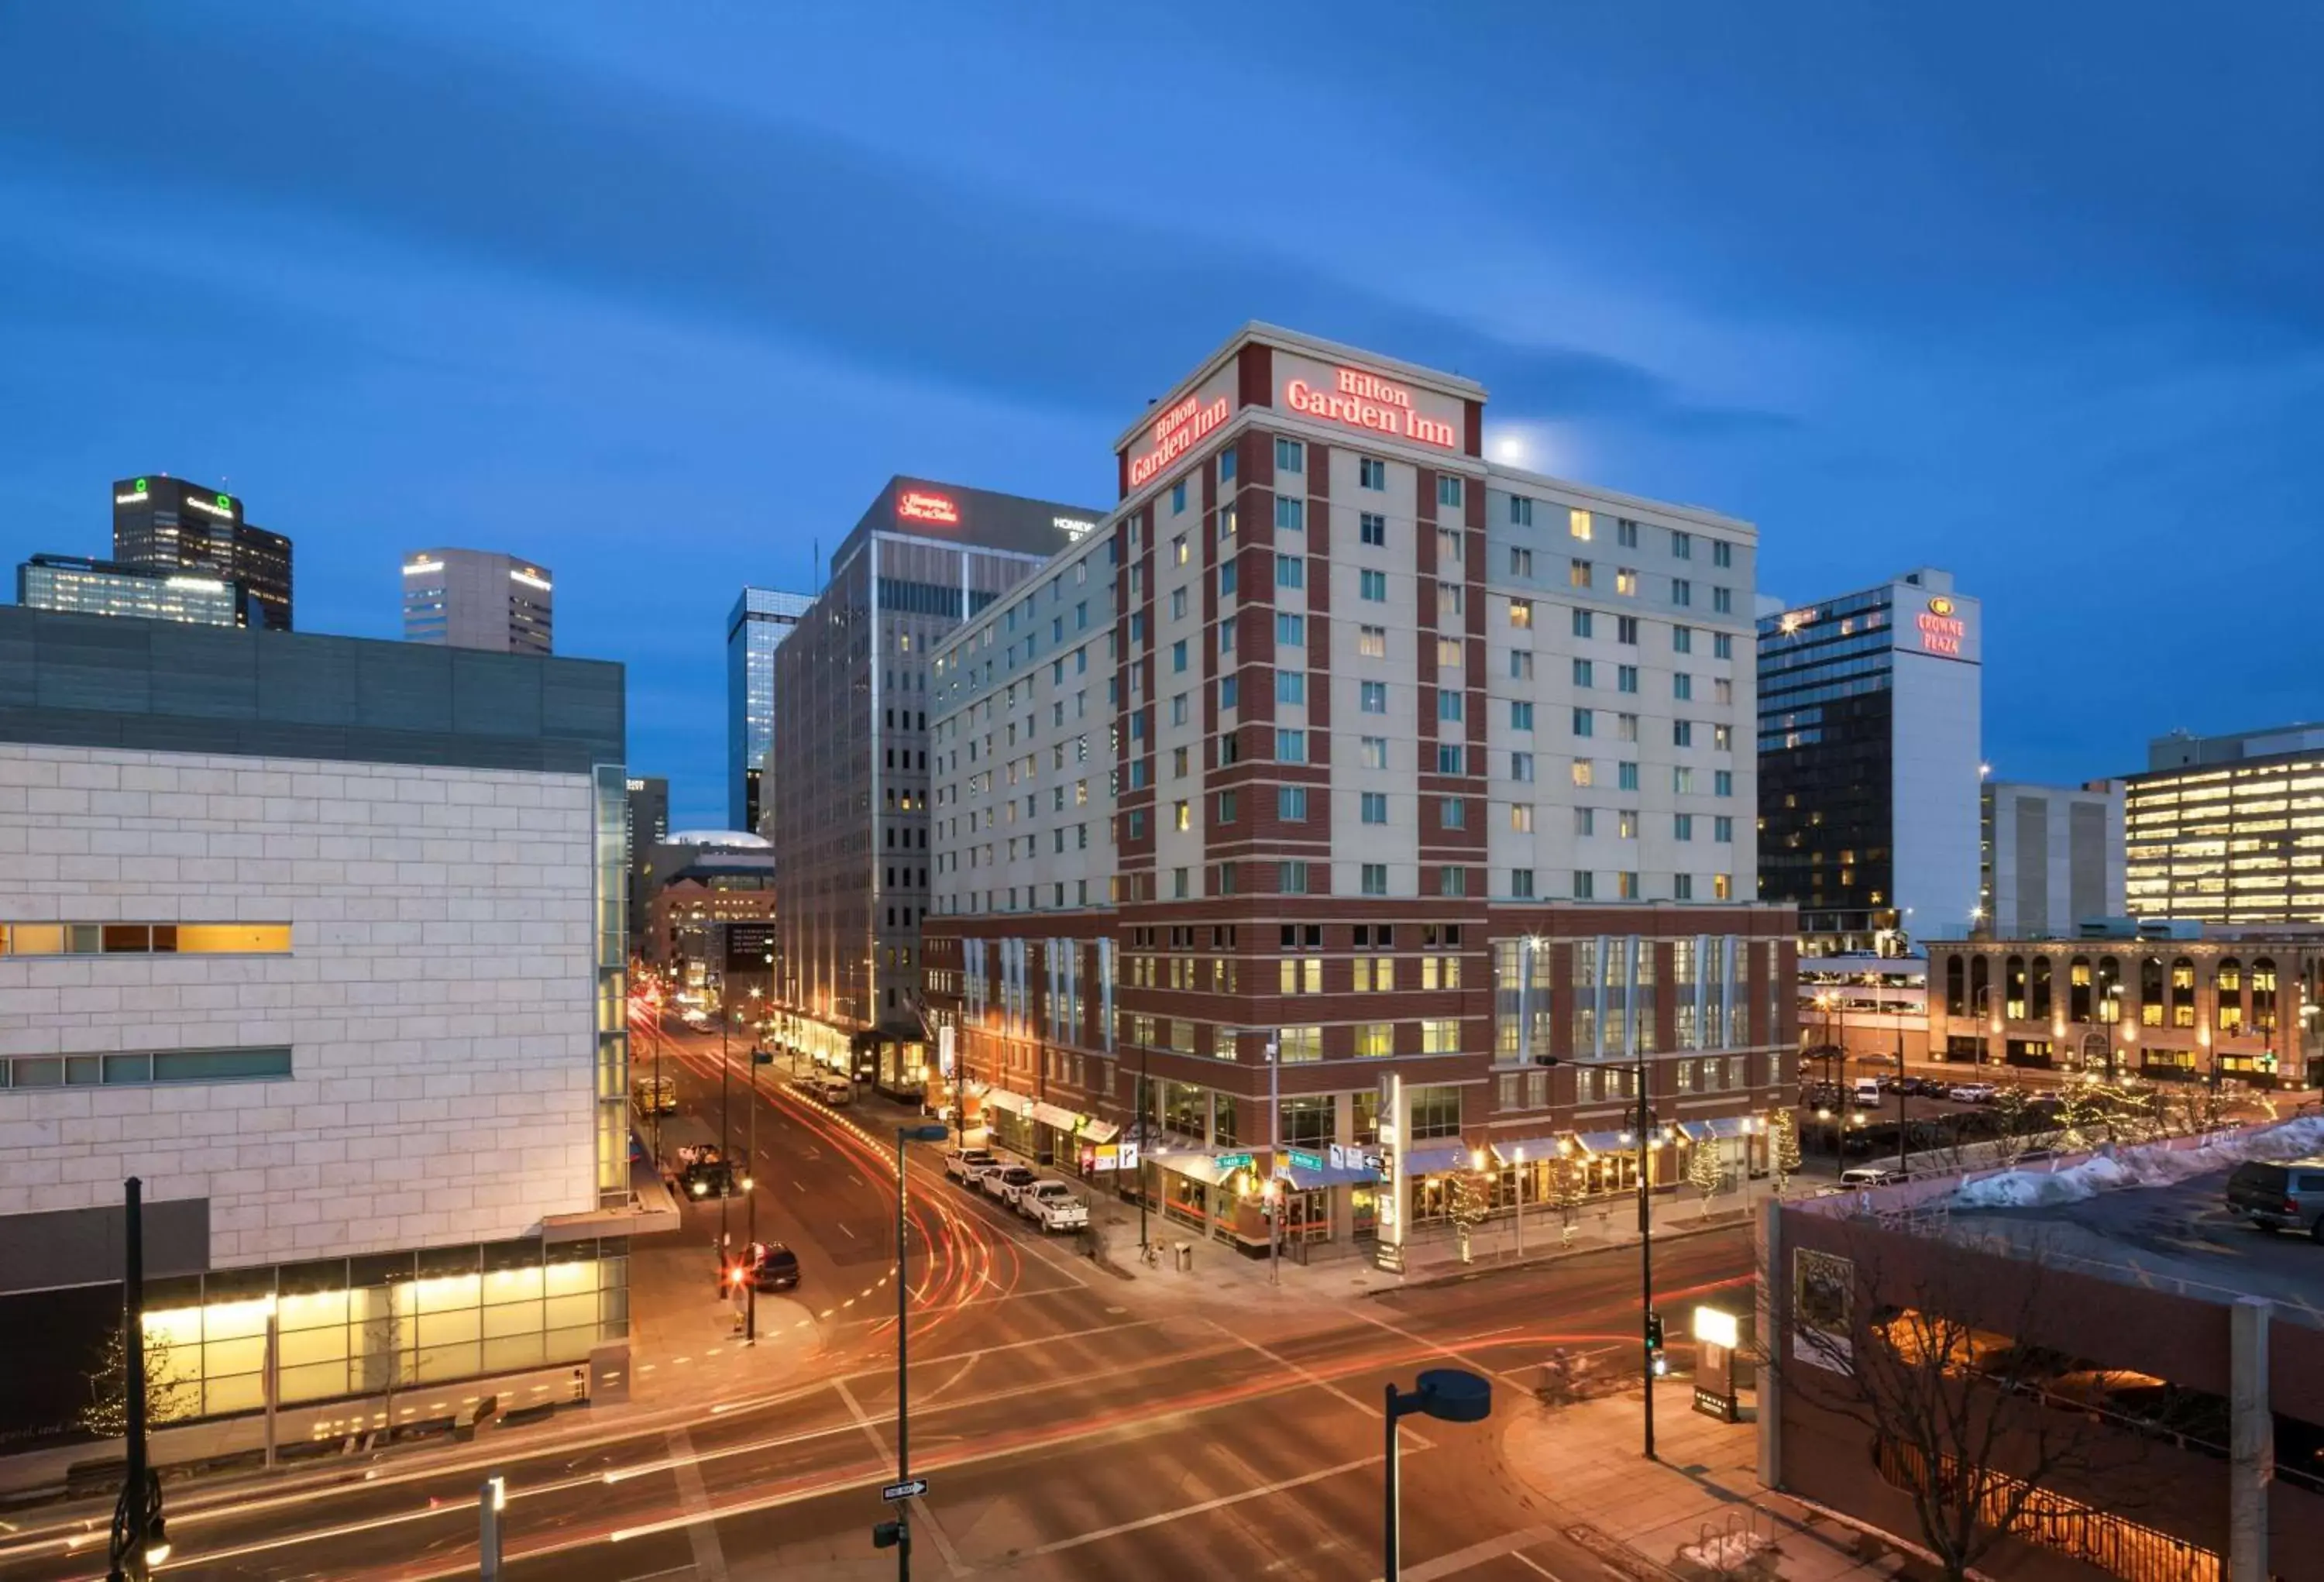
left=2228, top=1157, right=2324, bottom=1239
left=744, top=1241, right=800, bottom=1292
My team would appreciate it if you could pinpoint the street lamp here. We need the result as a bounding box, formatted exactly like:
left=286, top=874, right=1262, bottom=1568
left=1383, top=1369, right=1492, bottom=1580
left=878, top=1121, right=951, bottom=1579
left=108, top=1176, right=167, bottom=1582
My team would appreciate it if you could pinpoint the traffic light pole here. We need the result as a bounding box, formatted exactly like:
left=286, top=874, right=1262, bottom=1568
left=1636, top=1056, right=1655, bottom=1463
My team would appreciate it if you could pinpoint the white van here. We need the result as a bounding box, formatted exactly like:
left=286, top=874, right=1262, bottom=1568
left=1851, top=1077, right=1884, bottom=1107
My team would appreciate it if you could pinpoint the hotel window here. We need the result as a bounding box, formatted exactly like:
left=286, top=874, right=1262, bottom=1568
left=1617, top=665, right=1638, bottom=694
left=1174, top=800, right=1191, bottom=831
left=1362, top=792, right=1388, bottom=824
left=1219, top=675, right=1239, bottom=709
left=1510, top=548, right=1534, bottom=578
left=1510, top=599, right=1534, bottom=630
left=1420, top=1020, right=1462, bottom=1056
left=1713, top=724, right=1732, bottom=751
left=1509, top=495, right=1535, bottom=527
left=1361, top=863, right=1388, bottom=896
left=1616, top=518, right=1639, bottom=548
left=1439, top=688, right=1464, bottom=722
left=1511, top=650, right=1534, bottom=680
left=1672, top=579, right=1693, bottom=607
left=1571, top=759, right=1593, bottom=787
left=1511, top=751, right=1536, bottom=782
left=1276, top=436, right=1304, bottom=473
left=1361, top=680, right=1387, bottom=714
left=1616, top=616, right=1639, bottom=644
left=1573, top=658, right=1593, bottom=688
left=1511, top=868, right=1535, bottom=899
left=1171, top=483, right=1187, bottom=514
left=1618, top=810, right=1639, bottom=839
left=1437, top=744, right=1465, bottom=772
left=1439, top=637, right=1463, bottom=669
left=1218, top=560, right=1236, bottom=597
left=1671, top=530, right=1693, bottom=559
left=1673, top=624, right=1693, bottom=654
left=1673, top=721, right=1693, bottom=748
left=1360, top=569, right=1387, bottom=602
left=1360, top=456, right=1387, bottom=490
left=1219, top=503, right=1237, bottom=539
left=1712, top=586, right=1732, bottom=614
left=1713, top=633, right=1733, bottom=659
left=1569, top=507, right=1592, bottom=541
left=1714, top=816, right=1734, bottom=841
left=1442, top=796, right=1467, bottom=828
left=1276, top=554, right=1305, bottom=590
left=1172, top=533, right=1189, bottom=565
left=0, top=923, right=293, bottom=956
left=1618, top=761, right=1639, bottom=790
left=1714, top=769, right=1734, bottom=796
left=1574, top=871, right=1596, bottom=899
left=1714, top=678, right=1733, bottom=705
left=1618, top=872, right=1641, bottom=900
left=1362, top=736, right=1389, bottom=769
left=1276, top=1025, right=1322, bottom=1063
left=1572, top=806, right=1592, bottom=836
left=1215, top=789, right=1237, bottom=824
left=1569, top=559, right=1593, bottom=590
left=1220, top=449, right=1237, bottom=483
left=1277, top=612, right=1305, bottom=645
left=1359, top=624, right=1387, bottom=658
left=1278, top=785, right=1308, bottom=820
left=1438, top=528, right=1463, bottom=565
left=1512, top=701, right=1535, bottom=731
left=1278, top=861, right=1312, bottom=895
left=1439, top=865, right=1468, bottom=898
left=1275, top=497, right=1304, bottom=532
left=1675, top=813, right=1694, bottom=841
left=1571, top=708, right=1593, bottom=738
left=1440, top=585, right=1463, bottom=617
left=1572, top=608, right=1592, bottom=638
left=1171, top=639, right=1187, bottom=672
left=1356, top=1022, right=1394, bottom=1058
left=1713, top=873, right=1732, bottom=900
left=1438, top=476, right=1463, bottom=507
left=1511, top=803, right=1534, bottom=833
left=1673, top=672, right=1693, bottom=701
left=1712, top=540, right=1733, bottom=568
left=1276, top=728, right=1307, bottom=762
left=1615, top=566, right=1637, bottom=596
left=1360, top=511, right=1387, bottom=545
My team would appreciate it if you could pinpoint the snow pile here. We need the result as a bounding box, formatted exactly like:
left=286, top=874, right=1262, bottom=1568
left=1679, top=1529, right=1777, bottom=1571
left=1951, top=1111, right=2324, bottom=1211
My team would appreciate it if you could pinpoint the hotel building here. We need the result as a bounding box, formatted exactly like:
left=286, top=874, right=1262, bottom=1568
left=767, top=478, right=1102, bottom=1071
left=2126, top=724, right=2324, bottom=925
left=0, top=607, right=638, bottom=1443
left=1757, top=569, right=1982, bottom=953
left=921, top=324, right=1795, bottom=1263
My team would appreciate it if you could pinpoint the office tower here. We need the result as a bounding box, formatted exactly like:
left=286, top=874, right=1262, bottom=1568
left=1757, top=569, right=1982, bottom=952
left=112, top=474, right=293, bottom=630
left=1978, top=779, right=2125, bottom=936
left=402, top=549, right=553, bottom=654
left=2126, top=723, right=2324, bottom=924
left=624, top=774, right=669, bottom=947
left=17, top=554, right=253, bottom=627
left=920, top=323, right=1791, bottom=1263
left=769, top=478, right=1102, bottom=1066
left=726, top=587, right=813, bottom=834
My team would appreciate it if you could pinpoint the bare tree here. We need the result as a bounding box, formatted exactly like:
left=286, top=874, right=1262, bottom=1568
left=1772, top=1226, right=2182, bottom=1582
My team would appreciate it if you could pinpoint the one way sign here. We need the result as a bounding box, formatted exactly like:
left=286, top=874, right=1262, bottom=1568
left=881, top=1477, right=928, bottom=1503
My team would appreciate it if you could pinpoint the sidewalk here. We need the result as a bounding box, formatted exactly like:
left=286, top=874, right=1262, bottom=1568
left=1497, top=1381, right=1908, bottom=1582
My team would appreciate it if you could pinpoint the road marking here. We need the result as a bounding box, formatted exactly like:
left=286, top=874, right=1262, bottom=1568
left=792, top=1179, right=806, bottom=1193
left=1200, top=1317, right=1387, bottom=1422
left=1347, top=1304, right=1537, bottom=1384
left=1016, top=1450, right=1394, bottom=1559
left=832, top=1376, right=893, bottom=1470
left=664, top=1428, right=731, bottom=1582
left=837, top=1222, right=857, bottom=1240
left=1400, top=1524, right=1569, bottom=1582
left=841, top=1315, right=1167, bottom=1377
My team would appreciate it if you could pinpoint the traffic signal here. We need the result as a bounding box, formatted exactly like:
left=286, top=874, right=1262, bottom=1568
left=1645, top=1310, right=1669, bottom=1376
left=872, top=1519, right=903, bottom=1549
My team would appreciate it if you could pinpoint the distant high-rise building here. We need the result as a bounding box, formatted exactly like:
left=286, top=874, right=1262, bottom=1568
left=2126, top=723, right=2324, bottom=926
left=112, top=475, right=292, bottom=631
left=1758, top=568, right=1982, bottom=952
left=624, top=774, right=669, bottom=947
left=17, top=554, right=254, bottom=628
left=1978, top=779, right=2126, bottom=937
left=402, top=549, right=554, bottom=655
left=772, top=477, right=1100, bottom=1051
left=726, top=587, right=813, bottom=834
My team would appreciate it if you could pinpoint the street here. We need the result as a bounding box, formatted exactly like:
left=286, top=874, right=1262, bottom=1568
left=0, top=1015, right=1752, bottom=1582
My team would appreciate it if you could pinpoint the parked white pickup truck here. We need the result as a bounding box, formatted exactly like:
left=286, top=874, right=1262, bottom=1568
left=942, top=1147, right=995, bottom=1184
left=1017, top=1181, right=1088, bottom=1232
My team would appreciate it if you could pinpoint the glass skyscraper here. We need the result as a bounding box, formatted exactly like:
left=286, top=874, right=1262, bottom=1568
left=726, top=586, right=813, bottom=833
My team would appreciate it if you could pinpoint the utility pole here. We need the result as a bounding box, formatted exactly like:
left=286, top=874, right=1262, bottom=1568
left=1268, top=1038, right=1281, bottom=1287
left=1631, top=936, right=1656, bottom=1463
left=1137, top=1039, right=1152, bottom=1255
left=108, top=1177, right=166, bottom=1582
left=719, top=999, right=732, bottom=1262
left=746, top=1030, right=760, bottom=1344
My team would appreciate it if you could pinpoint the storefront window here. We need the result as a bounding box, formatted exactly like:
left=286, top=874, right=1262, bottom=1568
left=1280, top=1095, right=1333, bottom=1150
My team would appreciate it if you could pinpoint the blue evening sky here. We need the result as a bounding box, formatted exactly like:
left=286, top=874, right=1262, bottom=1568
left=2, top=3, right=2318, bottom=826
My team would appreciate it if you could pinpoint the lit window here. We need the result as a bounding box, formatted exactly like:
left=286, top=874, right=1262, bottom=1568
left=1569, top=508, right=1592, bottom=541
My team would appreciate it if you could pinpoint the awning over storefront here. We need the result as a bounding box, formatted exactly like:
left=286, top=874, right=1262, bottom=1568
left=1703, top=1116, right=1754, bottom=1140
left=1150, top=1150, right=1231, bottom=1186
left=1283, top=1163, right=1380, bottom=1190
left=1030, top=1101, right=1084, bottom=1133
left=1573, top=1130, right=1631, bottom=1156
left=981, top=1088, right=1033, bottom=1117
left=1676, top=1120, right=1716, bottom=1143
left=1398, top=1143, right=1471, bottom=1177
left=1075, top=1118, right=1121, bottom=1144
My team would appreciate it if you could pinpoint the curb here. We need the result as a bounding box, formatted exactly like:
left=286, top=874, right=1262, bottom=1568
left=1377, top=1211, right=1755, bottom=1294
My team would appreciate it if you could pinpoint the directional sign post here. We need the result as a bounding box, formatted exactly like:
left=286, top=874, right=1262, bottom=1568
left=881, top=1477, right=929, bottom=1503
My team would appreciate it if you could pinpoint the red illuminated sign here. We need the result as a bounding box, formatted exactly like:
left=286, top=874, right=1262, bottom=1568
left=1284, top=367, right=1458, bottom=450
left=896, top=490, right=960, bottom=525
left=1126, top=394, right=1231, bottom=489
left=1917, top=597, right=1965, bottom=656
